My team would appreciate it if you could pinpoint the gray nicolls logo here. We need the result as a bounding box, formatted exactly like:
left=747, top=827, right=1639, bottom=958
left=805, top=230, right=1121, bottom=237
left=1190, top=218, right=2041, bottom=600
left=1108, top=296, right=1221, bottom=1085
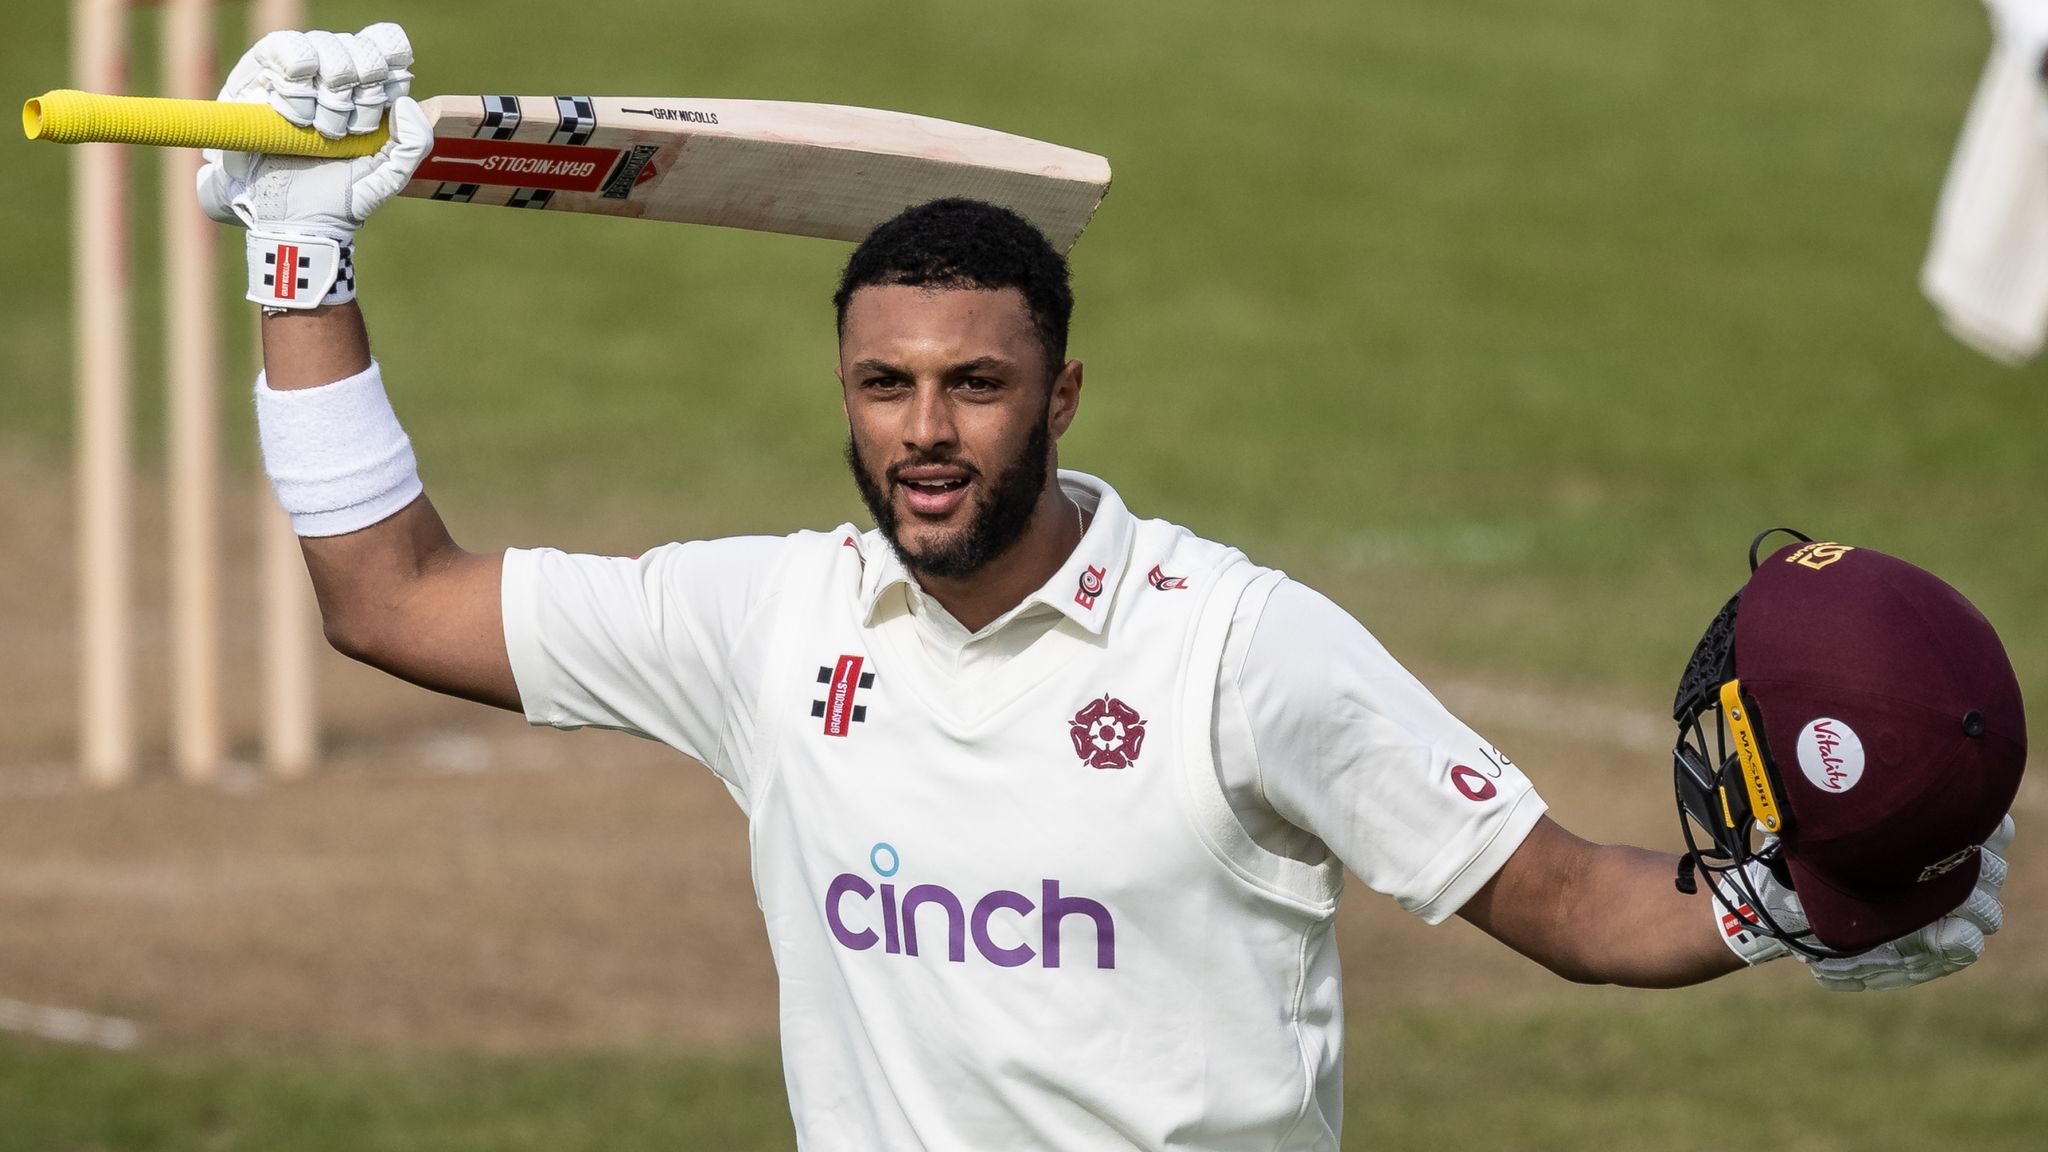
left=812, top=655, right=875, bottom=736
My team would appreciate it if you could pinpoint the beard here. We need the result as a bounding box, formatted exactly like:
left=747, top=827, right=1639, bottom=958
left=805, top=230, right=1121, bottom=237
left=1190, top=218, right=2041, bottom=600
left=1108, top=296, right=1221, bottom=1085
left=845, top=413, right=1052, bottom=581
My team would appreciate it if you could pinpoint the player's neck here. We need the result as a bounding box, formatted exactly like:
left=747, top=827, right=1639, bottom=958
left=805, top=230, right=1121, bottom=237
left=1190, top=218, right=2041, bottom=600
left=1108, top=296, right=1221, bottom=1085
left=916, top=490, right=1085, bottom=633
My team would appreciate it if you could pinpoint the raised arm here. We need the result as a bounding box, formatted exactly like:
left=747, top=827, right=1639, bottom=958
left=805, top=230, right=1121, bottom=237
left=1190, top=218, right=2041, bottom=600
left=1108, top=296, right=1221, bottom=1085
left=204, top=25, right=516, bottom=709
left=261, top=305, right=517, bottom=710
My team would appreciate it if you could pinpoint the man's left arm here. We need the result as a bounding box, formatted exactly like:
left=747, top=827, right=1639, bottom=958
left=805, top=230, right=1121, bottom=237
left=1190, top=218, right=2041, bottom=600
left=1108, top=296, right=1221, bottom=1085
left=1459, top=813, right=2014, bottom=990
left=1457, top=817, right=1741, bottom=987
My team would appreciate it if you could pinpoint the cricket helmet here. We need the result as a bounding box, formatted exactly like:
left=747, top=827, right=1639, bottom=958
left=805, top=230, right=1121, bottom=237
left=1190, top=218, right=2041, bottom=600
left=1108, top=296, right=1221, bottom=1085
left=1671, top=530, right=2027, bottom=956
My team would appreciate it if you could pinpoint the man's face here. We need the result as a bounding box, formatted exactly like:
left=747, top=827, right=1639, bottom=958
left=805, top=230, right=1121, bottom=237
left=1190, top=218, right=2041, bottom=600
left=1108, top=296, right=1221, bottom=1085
left=838, top=284, right=1081, bottom=580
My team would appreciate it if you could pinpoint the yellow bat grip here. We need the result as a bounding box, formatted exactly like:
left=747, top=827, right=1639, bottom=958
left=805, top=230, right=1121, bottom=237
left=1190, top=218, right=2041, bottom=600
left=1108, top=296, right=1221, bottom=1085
left=23, top=90, right=388, bottom=157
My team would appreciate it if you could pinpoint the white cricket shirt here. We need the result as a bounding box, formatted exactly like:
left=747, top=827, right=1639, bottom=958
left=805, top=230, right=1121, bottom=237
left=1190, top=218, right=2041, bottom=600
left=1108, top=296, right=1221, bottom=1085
left=502, top=471, right=1546, bottom=1150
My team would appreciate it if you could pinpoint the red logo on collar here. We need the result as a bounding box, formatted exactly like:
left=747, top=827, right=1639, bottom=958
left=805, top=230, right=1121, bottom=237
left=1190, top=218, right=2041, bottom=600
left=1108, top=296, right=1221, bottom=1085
left=1146, top=565, right=1187, bottom=590
left=1074, top=564, right=1107, bottom=609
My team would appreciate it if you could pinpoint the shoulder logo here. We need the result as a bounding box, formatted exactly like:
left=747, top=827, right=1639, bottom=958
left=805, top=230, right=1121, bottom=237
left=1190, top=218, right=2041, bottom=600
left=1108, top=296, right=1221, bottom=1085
left=812, top=655, right=875, bottom=736
left=1074, top=565, right=1108, bottom=609
left=1450, top=764, right=1498, bottom=802
left=1146, top=565, right=1188, bottom=591
left=1070, top=696, right=1145, bottom=770
left=1785, top=541, right=1855, bottom=571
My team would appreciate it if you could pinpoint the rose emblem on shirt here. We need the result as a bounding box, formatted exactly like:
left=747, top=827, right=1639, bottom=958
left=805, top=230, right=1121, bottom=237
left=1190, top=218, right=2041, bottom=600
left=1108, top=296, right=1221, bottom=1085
left=1070, top=696, right=1146, bottom=770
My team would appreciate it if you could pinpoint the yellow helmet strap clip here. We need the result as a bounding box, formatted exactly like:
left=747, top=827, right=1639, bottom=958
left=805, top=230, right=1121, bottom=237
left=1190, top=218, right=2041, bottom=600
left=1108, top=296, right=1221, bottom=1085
left=1719, top=679, right=1783, bottom=834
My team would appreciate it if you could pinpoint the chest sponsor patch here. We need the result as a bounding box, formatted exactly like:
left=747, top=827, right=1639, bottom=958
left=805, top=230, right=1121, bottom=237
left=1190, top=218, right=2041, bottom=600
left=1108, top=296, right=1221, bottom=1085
left=811, top=655, right=875, bottom=736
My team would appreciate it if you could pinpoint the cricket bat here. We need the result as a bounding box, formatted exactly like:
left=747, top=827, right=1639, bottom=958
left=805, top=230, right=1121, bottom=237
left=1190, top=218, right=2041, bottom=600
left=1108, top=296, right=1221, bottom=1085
left=22, top=89, right=1111, bottom=251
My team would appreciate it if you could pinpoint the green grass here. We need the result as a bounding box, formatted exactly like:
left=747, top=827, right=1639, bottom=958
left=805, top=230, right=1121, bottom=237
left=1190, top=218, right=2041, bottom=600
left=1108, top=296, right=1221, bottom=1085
left=9, top=982, right=2048, bottom=1151
left=1350, top=981, right=2048, bottom=1151
left=0, top=1039, right=794, bottom=1152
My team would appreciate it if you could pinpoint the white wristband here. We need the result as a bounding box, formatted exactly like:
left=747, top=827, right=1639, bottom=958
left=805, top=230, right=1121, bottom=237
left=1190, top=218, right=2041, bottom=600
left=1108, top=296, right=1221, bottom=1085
left=246, top=230, right=356, bottom=309
left=255, top=360, right=424, bottom=537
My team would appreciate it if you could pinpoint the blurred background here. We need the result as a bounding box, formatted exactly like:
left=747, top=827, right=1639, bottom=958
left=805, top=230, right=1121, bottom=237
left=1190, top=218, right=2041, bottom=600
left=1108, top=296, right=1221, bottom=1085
left=3, top=1, right=2045, bottom=1148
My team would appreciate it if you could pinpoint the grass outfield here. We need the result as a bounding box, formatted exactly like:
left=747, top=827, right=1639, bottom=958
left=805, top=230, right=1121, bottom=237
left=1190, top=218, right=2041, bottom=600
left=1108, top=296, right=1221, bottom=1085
left=8, top=986, right=2048, bottom=1151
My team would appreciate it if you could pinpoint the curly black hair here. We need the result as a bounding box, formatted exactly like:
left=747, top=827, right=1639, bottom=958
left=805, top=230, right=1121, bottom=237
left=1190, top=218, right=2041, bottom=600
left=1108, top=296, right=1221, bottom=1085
left=833, top=198, right=1073, bottom=375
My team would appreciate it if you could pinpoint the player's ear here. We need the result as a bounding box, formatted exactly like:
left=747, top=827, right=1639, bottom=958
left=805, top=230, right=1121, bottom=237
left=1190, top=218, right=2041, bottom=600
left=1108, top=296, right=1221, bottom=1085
left=835, top=363, right=849, bottom=420
left=1048, top=360, right=1082, bottom=440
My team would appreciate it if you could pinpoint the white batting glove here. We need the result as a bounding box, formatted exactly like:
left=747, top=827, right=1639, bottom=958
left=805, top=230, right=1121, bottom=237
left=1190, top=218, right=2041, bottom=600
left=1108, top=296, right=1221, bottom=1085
left=1712, top=815, right=2013, bottom=991
left=195, top=23, right=430, bottom=309
left=1807, top=815, right=2012, bottom=991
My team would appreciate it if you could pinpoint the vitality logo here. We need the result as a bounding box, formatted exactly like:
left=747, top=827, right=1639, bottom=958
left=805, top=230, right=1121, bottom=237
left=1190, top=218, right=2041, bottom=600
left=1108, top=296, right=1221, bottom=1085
left=825, top=843, right=1117, bottom=969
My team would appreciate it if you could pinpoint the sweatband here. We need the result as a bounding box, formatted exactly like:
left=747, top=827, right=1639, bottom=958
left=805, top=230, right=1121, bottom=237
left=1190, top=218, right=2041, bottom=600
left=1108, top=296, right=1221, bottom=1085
left=255, top=359, right=423, bottom=537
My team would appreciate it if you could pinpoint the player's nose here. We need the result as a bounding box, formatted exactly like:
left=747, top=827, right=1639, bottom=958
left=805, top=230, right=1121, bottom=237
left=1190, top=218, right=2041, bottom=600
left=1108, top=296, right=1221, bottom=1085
left=901, top=382, right=959, bottom=450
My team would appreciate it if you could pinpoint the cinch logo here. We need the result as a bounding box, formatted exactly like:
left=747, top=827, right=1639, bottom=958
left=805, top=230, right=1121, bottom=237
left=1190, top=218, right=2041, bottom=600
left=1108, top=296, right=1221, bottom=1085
left=825, top=843, right=1116, bottom=970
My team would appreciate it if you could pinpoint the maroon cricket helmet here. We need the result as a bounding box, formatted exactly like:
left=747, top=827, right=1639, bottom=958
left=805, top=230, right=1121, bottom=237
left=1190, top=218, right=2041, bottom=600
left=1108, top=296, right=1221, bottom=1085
left=1672, top=533, right=2027, bottom=954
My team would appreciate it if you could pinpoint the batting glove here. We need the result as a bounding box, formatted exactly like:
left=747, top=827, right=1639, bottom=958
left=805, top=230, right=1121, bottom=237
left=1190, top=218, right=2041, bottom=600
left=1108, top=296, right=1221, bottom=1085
left=1713, top=815, right=2013, bottom=991
left=196, top=23, right=431, bottom=309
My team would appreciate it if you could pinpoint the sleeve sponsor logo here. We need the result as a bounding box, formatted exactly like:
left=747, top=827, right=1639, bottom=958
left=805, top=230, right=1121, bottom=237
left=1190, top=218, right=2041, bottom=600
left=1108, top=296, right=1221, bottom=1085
left=1449, top=745, right=1513, bottom=802
left=1450, top=764, right=1498, bottom=802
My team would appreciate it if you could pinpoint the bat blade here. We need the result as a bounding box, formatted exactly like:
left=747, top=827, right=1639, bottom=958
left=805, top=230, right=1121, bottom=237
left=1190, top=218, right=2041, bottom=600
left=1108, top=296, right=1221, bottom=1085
left=406, top=95, right=1111, bottom=252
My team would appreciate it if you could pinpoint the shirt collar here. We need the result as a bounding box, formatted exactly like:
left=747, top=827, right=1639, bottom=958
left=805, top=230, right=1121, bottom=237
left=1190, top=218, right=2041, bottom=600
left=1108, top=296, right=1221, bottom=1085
left=856, top=470, right=1136, bottom=636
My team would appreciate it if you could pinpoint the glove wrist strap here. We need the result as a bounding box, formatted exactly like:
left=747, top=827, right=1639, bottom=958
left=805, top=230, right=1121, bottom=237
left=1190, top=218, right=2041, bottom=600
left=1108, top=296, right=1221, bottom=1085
left=1711, top=870, right=1793, bottom=966
left=245, top=231, right=355, bottom=310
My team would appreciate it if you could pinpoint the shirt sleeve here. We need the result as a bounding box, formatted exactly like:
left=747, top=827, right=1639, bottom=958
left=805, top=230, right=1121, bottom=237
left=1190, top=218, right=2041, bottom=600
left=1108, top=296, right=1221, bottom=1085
left=1230, top=578, right=1547, bottom=923
left=499, top=535, right=788, bottom=793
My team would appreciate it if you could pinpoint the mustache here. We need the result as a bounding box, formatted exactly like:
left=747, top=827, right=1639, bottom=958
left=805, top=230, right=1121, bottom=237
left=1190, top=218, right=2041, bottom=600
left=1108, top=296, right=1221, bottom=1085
left=884, top=455, right=983, bottom=484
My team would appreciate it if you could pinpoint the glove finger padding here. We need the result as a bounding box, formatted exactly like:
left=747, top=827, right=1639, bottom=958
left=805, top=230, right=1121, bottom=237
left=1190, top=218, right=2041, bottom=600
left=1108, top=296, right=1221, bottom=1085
left=301, top=31, right=362, bottom=139
left=355, top=22, right=415, bottom=104
left=1952, top=885, right=2005, bottom=936
left=1987, top=813, right=2016, bottom=859
left=235, top=30, right=323, bottom=127
left=339, top=34, right=391, bottom=135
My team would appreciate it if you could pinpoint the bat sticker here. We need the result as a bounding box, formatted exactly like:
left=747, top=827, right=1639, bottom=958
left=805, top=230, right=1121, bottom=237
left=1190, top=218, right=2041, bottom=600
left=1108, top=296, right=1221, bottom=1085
left=622, top=106, right=720, bottom=124
left=600, top=144, right=663, bottom=200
